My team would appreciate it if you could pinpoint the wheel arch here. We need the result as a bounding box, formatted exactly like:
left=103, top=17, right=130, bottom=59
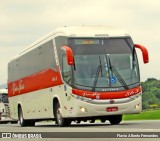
left=52, top=95, right=67, bottom=118
left=17, top=102, right=24, bottom=118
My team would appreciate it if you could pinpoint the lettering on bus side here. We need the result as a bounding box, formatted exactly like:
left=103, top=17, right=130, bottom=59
left=52, top=76, right=58, bottom=82
left=82, top=92, right=100, bottom=99
left=12, top=80, right=25, bottom=95
left=125, top=89, right=140, bottom=97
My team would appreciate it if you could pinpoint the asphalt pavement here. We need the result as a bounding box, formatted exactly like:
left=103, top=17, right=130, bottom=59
left=0, top=120, right=160, bottom=141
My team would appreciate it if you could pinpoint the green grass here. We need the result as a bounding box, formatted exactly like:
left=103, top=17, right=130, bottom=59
left=123, top=110, right=160, bottom=120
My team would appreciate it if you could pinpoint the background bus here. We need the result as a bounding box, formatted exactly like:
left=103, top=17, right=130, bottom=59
left=8, top=26, right=149, bottom=127
left=0, top=89, right=17, bottom=124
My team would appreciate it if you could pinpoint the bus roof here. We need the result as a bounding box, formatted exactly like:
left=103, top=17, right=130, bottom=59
left=9, top=26, right=129, bottom=62
left=54, top=26, right=129, bottom=37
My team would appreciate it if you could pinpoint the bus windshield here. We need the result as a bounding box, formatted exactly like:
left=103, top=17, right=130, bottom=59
left=68, top=37, right=140, bottom=91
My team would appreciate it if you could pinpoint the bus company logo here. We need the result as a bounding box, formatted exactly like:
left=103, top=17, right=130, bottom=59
left=83, top=92, right=100, bottom=99
left=110, top=99, right=114, bottom=104
left=12, top=80, right=25, bottom=94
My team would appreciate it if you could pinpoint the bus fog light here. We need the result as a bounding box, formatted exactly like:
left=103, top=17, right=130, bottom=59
left=80, top=107, right=88, bottom=113
left=135, top=104, right=140, bottom=109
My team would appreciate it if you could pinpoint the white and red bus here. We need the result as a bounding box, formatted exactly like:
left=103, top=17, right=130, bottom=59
left=8, top=26, right=149, bottom=127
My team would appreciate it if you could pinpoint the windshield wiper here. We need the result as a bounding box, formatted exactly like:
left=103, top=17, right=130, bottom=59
left=92, top=65, right=102, bottom=91
left=107, top=55, right=129, bottom=90
left=132, top=47, right=136, bottom=69
left=92, top=55, right=103, bottom=91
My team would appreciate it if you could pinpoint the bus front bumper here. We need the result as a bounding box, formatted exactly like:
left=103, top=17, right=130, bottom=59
left=66, top=93, right=142, bottom=118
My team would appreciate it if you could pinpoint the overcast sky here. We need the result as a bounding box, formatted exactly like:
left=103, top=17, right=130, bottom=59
left=0, top=0, right=160, bottom=85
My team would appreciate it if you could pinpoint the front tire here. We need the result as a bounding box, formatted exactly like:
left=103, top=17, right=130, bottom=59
left=109, top=115, right=122, bottom=125
left=55, top=102, right=71, bottom=127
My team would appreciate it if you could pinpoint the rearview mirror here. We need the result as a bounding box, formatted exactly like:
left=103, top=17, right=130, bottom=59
left=61, top=46, right=74, bottom=65
left=134, top=44, right=149, bottom=64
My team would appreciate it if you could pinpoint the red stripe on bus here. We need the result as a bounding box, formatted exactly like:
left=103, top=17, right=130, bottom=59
left=8, top=68, right=63, bottom=97
left=72, top=86, right=142, bottom=99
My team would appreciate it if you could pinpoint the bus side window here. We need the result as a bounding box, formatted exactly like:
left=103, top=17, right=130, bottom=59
left=62, top=54, right=72, bottom=85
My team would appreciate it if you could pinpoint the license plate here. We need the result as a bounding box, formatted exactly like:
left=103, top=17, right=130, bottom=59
left=106, top=107, right=118, bottom=112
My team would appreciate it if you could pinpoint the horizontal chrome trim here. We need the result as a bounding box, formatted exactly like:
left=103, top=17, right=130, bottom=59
left=78, top=93, right=142, bottom=104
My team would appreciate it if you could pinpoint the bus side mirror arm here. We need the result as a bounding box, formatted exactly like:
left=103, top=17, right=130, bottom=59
left=134, top=44, right=149, bottom=64
left=61, top=46, right=74, bottom=65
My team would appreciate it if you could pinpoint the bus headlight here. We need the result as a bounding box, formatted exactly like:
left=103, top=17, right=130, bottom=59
left=80, top=107, right=88, bottom=113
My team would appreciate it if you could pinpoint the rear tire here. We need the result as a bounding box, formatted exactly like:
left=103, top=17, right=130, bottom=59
left=55, top=102, right=71, bottom=127
left=109, top=115, right=122, bottom=125
left=18, top=106, right=35, bottom=127
left=18, top=106, right=27, bottom=127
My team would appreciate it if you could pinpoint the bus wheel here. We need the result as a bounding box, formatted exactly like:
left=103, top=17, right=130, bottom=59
left=109, top=115, right=122, bottom=125
left=55, top=102, right=71, bottom=127
left=18, top=106, right=27, bottom=127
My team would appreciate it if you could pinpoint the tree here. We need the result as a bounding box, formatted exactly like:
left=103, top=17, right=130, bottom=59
left=141, top=78, right=160, bottom=110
